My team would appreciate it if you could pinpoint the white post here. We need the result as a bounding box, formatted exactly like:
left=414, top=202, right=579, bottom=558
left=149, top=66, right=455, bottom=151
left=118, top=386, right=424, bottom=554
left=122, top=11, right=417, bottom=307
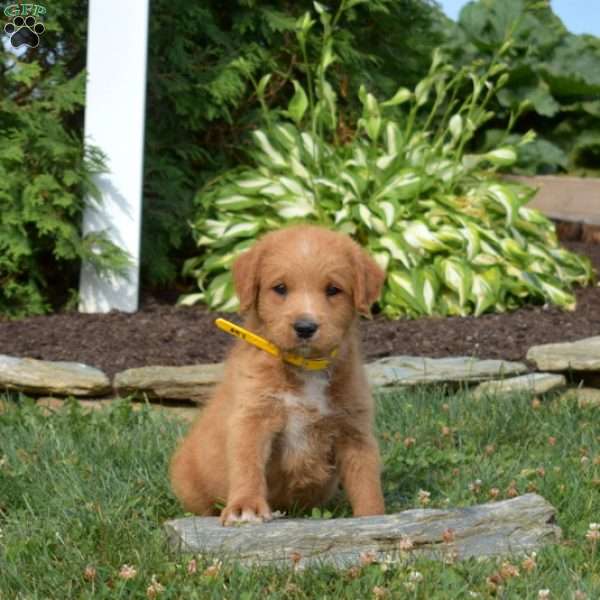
left=79, top=0, right=150, bottom=313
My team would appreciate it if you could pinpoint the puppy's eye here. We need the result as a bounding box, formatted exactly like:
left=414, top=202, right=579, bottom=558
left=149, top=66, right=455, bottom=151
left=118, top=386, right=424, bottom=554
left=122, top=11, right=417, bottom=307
left=272, top=283, right=287, bottom=296
left=326, top=284, right=342, bottom=297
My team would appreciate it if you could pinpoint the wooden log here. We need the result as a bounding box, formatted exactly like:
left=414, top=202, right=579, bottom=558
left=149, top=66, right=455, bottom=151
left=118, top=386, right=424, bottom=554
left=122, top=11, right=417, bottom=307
left=164, top=493, right=560, bottom=569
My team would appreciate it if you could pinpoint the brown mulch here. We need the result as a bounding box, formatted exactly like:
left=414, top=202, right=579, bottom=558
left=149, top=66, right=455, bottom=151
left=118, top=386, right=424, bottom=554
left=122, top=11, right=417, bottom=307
left=0, top=242, right=598, bottom=378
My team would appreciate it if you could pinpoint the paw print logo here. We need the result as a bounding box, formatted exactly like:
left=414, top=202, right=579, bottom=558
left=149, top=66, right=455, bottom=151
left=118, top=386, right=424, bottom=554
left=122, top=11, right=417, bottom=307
left=4, top=15, right=45, bottom=49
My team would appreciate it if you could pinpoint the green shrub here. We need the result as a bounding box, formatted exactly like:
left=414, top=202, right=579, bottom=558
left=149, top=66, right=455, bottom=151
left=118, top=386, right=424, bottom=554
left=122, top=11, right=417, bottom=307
left=445, top=0, right=600, bottom=174
left=181, top=2, right=595, bottom=318
left=0, top=0, right=445, bottom=316
left=143, top=0, right=444, bottom=285
left=0, top=3, right=128, bottom=318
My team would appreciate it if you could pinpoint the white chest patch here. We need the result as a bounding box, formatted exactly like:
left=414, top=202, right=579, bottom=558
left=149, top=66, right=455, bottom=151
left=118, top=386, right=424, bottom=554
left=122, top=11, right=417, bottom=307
left=280, top=372, right=331, bottom=454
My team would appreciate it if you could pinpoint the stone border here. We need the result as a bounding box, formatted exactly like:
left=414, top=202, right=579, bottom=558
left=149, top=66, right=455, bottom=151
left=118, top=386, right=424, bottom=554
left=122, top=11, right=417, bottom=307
left=1, top=336, right=599, bottom=407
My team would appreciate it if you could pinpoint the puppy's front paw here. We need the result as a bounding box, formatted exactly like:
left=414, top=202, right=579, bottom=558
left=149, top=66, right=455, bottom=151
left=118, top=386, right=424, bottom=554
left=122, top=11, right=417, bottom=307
left=220, top=496, right=273, bottom=526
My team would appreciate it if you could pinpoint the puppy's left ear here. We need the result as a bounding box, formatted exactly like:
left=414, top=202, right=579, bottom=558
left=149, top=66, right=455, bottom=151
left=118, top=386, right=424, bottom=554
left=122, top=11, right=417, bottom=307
left=352, top=245, right=386, bottom=318
left=232, top=245, right=261, bottom=314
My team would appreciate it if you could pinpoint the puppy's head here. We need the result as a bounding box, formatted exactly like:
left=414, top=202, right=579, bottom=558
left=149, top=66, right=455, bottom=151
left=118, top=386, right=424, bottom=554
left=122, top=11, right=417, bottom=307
left=232, top=225, right=385, bottom=356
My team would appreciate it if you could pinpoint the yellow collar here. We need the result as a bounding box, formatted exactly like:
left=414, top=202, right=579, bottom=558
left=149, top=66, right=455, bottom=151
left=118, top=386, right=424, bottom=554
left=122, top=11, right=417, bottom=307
left=215, top=318, right=337, bottom=371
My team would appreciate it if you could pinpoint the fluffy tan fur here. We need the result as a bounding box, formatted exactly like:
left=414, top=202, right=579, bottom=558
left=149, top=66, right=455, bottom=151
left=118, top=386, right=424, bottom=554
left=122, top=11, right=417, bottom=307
left=170, top=225, right=386, bottom=525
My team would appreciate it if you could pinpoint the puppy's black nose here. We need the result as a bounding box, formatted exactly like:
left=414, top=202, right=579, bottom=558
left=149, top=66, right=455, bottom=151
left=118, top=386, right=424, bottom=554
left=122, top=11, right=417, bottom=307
left=293, top=318, right=319, bottom=339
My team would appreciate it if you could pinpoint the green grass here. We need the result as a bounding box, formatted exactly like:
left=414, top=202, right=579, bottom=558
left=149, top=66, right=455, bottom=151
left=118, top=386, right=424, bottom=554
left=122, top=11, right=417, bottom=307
left=0, top=389, right=599, bottom=599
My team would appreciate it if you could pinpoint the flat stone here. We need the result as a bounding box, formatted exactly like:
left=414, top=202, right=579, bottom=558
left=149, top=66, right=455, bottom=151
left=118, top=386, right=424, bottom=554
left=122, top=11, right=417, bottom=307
left=472, top=373, right=566, bottom=398
left=113, top=364, right=225, bottom=403
left=0, top=355, right=110, bottom=397
left=527, top=337, right=600, bottom=371
left=558, top=387, right=600, bottom=408
left=366, top=356, right=528, bottom=387
left=165, top=493, right=560, bottom=568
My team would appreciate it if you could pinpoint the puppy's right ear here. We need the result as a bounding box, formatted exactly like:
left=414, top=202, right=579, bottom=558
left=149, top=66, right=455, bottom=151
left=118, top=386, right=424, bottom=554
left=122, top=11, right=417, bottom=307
left=351, top=244, right=386, bottom=318
left=232, top=246, right=260, bottom=313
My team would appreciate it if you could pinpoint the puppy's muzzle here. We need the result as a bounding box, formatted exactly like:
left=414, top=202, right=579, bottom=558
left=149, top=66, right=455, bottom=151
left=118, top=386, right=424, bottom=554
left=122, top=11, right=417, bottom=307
left=293, top=317, right=319, bottom=340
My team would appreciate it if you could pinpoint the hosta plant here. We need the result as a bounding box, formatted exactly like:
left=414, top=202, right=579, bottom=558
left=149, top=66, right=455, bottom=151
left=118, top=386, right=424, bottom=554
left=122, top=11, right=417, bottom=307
left=181, top=1, right=595, bottom=318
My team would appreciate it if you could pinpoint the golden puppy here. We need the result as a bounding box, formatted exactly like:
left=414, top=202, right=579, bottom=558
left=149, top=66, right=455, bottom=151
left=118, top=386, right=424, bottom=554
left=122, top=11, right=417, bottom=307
left=170, top=224, right=386, bottom=524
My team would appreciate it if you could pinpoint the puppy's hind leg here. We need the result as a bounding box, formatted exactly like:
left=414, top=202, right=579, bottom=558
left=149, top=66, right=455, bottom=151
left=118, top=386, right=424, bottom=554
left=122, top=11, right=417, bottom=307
left=169, top=442, right=220, bottom=516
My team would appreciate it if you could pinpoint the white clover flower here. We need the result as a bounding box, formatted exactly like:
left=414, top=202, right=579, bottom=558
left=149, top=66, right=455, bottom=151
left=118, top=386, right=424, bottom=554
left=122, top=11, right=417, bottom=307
left=409, top=570, right=423, bottom=583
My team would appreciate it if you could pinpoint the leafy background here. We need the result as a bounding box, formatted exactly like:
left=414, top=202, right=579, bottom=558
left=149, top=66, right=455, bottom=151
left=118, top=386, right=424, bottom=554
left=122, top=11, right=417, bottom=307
left=142, top=0, right=444, bottom=286
left=445, top=0, right=600, bottom=175
left=0, top=1, right=127, bottom=318
left=1, top=0, right=599, bottom=318
left=181, top=3, right=594, bottom=318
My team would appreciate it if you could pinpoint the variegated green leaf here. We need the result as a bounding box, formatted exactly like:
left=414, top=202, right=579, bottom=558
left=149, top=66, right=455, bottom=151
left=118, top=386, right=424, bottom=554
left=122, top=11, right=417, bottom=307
left=384, top=121, right=402, bottom=156
left=381, top=87, right=412, bottom=107
left=195, top=234, right=216, bottom=247
left=253, top=130, right=286, bottom=167
left=439, top=258, right=472, bottom=307
left=448, top=114, right=463, bottom=140
left=415, top=267, right=439, bottom=315
left=280, top=176, right=309, bottom=196
left=204, top=219, right=229, bottom=238
left=378, top=201, right=396, bottom=228
left=375, top=154, right=396, bottom=170
left=439, top=291, right=463, bottom=316
left=361, top=92, right=381, bottom=141
left=375, top=170, right=421, bottom=201
left=460, top=224, right=481, bottom=260
left=372, top=251, right=390, bottom=272
left=275, top=197, right=315, bottom=218
left=379, top=234, right=412, bottom=268
left=402, top=221, right=446, bottom=252
left=334, top=206, right=351, bottom=224
left=215, top=195, right=262, bottom=211
left=301, top=132, right=320, bottom=161
left=518, top=206, right=552, bottom=227
left=314, top=177, right=344, bottom=194
left=388, top=271, right=424, bottom=314
left=472, top=253, right=501, bottom=266
left=422, top=275, right=436, bottom=315
left=219, top=294, right=240, bottom=312
left=358, top=204, right=381, bottom=232
left=223, top=221, right=262, bottom=239
left=483, top=147, right=517, bottom=166
left=471, top=268, right=501, bottom=316
left=436, top=225, right=464, bottom=247
left=235, top=176, right=272, bottom=191
left=340, top=172, right=362, bottom=199
left=462, top=153, right=486, bottom=170
left=273, top=124, right=298, bottom=148
left=415, top=78, right=432, bottom=107
left=205, top=272, right=232, bottom=307
left=539, top=276, right=576, bottom=310
left=486, top=184, right=520, bottom=226
left=500, top=238, right=529, bottom=265
left=261, top=183, right=287, bottom=197
left=177, top=292, right=205, bottom=306
left=338, top=221, right=357, bottom=235
left=200, top=252, right=236, bottom=274
left=290, top=157, right=310, bottom=180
